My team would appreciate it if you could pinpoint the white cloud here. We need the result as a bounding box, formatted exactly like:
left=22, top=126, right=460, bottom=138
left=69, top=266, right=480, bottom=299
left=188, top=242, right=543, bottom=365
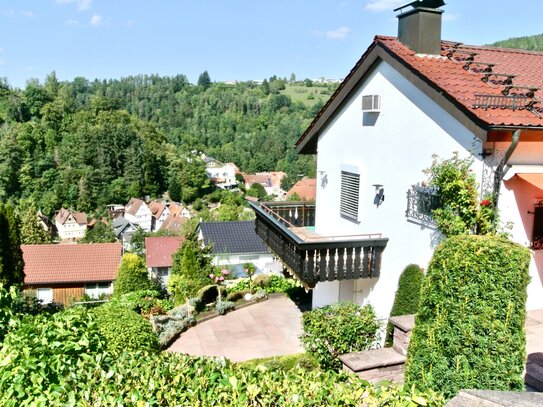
left=56, top=0, right=92, bottom=11
left=21, top=10, right=36, bottom=18
left=125, top=19, right=135, bottom=27
left=443, top=13, right=459, bottom=21
left=66, top=19, right=79, bottom=26
left=365, top=0, right=403, bottom=12
left=90, top=14, right=102, bottom=26
left=312, top=26, right=351, bottom=40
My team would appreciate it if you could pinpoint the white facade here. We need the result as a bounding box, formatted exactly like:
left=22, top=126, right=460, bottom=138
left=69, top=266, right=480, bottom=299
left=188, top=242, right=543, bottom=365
left=212, top=252, right=277, bottom=277
left=312, top=60, right=487, bottom=319
left=152, top=206, right=170, bottom=231
left=56, top=214, right=87, bottom=240
left=125, top=202, right=152, bottom=232
left=205, top=161, right=238, bottom=189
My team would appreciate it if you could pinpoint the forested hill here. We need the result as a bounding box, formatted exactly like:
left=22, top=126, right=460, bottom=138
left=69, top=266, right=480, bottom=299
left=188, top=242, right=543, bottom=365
left=489, top=33, right=543, bottom=51
left=0, top=74, right=331, bottom=216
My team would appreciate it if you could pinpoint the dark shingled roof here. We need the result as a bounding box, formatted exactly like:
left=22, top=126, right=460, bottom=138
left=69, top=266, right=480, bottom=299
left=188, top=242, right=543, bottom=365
left=199, top=221, right=270, bottom=255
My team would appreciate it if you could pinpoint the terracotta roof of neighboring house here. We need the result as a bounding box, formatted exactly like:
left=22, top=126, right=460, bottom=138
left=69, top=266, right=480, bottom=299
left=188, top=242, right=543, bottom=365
left=297, top=36, right=543, bottom=153
left=125, top=198, right=145, bottom=216
left=167, top=203, right=189, bottom=217
left=55, top=208, right=87, bottom=225
left=145, top=236, right=184, bottom=268
left=225, top=162, right=241, bottom=174
left=160, top=213, right=188, bottom=233
left=198, top=221, right=270, bottom=255
left=22, top=243, right=122, bottom=285
left=149, top=201, right=166, bottom=219
left=242, top=172, right=286, bottom=189
left=286, top=178, right=316, bottom=201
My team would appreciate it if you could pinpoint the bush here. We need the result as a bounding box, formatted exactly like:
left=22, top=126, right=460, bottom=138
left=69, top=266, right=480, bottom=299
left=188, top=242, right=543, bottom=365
left=386, top=264, right=423, bottom=346
left=109, top=289, right=163, bottom=314
left=226, top=288, right=251, bottom=302
left=198, top=284, right=226, bottom=304
left=151, top=314, right=196, bottom=348
left=404, top=235, right=530, bottom=399
left=301, top=302, right=380, bottom=370
left=114, top=253, right=154, bottom=296
left=216, top=300, right=235, bottom=315
left=92, top=303, right=158, bottom=354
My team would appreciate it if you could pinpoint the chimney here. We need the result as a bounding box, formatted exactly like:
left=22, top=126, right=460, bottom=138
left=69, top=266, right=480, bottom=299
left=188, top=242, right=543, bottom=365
left=395, top=0, right=445, bottom=55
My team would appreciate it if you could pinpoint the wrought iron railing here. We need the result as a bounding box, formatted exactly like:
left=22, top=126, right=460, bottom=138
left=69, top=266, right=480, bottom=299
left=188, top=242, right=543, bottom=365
left=405, top=185, right=439, bottom=227
left=251, top=202, right=388, bottom=288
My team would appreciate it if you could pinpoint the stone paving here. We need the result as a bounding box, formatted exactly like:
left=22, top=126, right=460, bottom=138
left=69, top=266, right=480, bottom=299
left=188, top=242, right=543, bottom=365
left=526, top=309, right=543, bottom=356
left=167, top=294, right=304, bottom=362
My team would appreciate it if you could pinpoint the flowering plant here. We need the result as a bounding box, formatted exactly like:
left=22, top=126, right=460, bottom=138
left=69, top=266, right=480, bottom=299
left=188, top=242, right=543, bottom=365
left=209, top=268, right=230, bottom=302
left=480, top=199, right=491, bottom=206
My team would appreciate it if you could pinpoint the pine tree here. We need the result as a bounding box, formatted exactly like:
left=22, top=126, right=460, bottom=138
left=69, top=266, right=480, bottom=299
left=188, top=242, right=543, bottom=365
left=20, top=204, right=51, bottom=245
left=0, top=204, right=25, bottom=288
left=114, top=253, right=152, bottom=296
left=197, top=70, right=211, bottom=89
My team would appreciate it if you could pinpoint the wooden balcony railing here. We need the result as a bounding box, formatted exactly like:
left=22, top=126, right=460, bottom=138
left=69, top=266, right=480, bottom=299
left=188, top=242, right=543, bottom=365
left=251, top=202, right=389, bottom=288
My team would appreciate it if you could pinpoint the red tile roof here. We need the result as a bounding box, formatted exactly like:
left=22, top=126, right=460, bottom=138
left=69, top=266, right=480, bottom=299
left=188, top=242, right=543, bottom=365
left=149, top=201, right=166, bottom=219
left=159, top=213, right=189, bottom=233
left=125, top=198, right=145, bottom=216
left=145, top=236, right=184, bottom=268
left=22, top=243, right=122, bottom=285
left=242, top=172, right=287, bottom=189
left=376, top=36, right=543, bottom=127
left=55, top=208, right=87, bottom=225
left=287, top=177, right=316, bottom=201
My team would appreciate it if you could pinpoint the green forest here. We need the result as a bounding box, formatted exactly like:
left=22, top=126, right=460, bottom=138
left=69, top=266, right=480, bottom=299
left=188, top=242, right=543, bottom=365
left=489, top=33, right=543, bottom=50
left=0, top=73, right=329, bottom=217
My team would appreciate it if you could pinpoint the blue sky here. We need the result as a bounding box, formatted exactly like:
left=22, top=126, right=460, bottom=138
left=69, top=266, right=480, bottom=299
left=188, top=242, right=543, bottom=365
left=1, top=0, right=543, bottom=88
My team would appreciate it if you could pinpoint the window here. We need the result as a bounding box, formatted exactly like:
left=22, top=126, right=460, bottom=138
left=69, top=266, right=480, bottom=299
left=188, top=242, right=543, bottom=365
left=532, top=205, right=543, bottom=249
left=36, top=288, right=53, bottom=304
left=405, top=185, right=439, bottom=226
left=340, top=171, right=360, bottom=221
left=85, top=282, right=112, bottom=299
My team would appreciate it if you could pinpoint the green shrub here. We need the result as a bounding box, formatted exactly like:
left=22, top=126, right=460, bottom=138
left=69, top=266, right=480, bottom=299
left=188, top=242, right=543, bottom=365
left=198, top=284, right=226, bottom=304
left=92, top=303, right=158, bottom=354
left=110, top=289, right=162, bottom=314
left=301, top=302, right=380, bottom=370
left=226, top=288, right=252, bottom=302
left=404, top=235, right=530, bottom=399
left=386, top=264, right=423, bottom=346
left=114, top=253, right=154, bottom=296
left=151, top=314, right=196, bottom=348
left=216, top=300, right=235, bottom=315
left=0, top=285, right=17, bottom=342
left=253, top=273, right=271, bottom=287
left=238, top=353, right=319, bottom=371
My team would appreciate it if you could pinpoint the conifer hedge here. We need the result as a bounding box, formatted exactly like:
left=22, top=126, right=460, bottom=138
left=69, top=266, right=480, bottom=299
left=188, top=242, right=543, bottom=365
left=404, top=235, right=530, bottom=399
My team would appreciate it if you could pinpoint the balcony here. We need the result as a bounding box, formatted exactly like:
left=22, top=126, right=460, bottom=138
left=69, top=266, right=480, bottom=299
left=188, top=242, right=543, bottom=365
left=250, top=202, right=389, bottom=288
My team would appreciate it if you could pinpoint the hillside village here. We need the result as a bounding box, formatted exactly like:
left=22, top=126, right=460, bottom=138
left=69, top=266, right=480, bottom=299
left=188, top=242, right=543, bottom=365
left=3, top=0, right=543, bottom=405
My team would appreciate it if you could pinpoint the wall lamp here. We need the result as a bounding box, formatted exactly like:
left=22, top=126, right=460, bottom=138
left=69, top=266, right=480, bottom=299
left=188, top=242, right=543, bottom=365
left=373, top=184, right=384, bottom=207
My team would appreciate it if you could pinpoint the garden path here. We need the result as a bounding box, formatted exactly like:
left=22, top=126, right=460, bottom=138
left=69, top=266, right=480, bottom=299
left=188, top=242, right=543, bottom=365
left=167, top=294, right=304, bottom=362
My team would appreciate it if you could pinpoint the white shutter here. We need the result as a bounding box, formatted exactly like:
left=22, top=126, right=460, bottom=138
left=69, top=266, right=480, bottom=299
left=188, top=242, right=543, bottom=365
left=340, top=171, right=360, bottom=221
left=37, top=288, right=53, bottom=304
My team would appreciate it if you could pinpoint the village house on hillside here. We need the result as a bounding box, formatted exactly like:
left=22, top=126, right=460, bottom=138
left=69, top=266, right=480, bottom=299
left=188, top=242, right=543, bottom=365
left=55, top=208, right=87, bottom=241
left=124, top=198, right=152, bottom=232
left=203, top=156, right=238, bottom=190
left=251, top=0, right=543, bottom=318
left=286, top=177, right=316, bottom=201
left=149, top=200, right=170, bottom=231
left=145, top=236, right=185, bottom=287
left=242, top=171, right=287, bottom=198
left=22, top=243, right=122, bottom=305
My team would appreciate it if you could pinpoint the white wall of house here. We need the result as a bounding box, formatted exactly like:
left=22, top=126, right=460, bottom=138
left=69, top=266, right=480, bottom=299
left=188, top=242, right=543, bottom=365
left=125, top=204, right=152, bottom=232
left=212, top=252, right=276, bottom=277
left=206, top=165, right=237, bottom=189
left=56, top=216, right=87, bottom=240
left=313, top=60, right=485, bottom=319
left=152, top=206, right=170, bottom=232
left=148, top=267, right=171, bottom=287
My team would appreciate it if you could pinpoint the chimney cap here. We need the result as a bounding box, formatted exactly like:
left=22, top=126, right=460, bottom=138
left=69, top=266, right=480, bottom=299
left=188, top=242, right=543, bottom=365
left=394, top=0, right=445, bottom=13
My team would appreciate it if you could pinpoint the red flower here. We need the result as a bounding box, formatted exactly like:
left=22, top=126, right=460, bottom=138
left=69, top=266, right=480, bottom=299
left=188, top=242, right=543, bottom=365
left=480, top=199, right=491, bottom=206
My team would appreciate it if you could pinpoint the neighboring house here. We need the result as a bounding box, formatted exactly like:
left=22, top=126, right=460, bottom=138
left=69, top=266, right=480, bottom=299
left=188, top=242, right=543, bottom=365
left=55, top=208, right=87, bottom=241
left=286, top=177, right=316, bottom=201
left=37, top=210, right=53, bottom=234
left=204, top=156, right=238, bottom=189
left=149, top=200, right=171, bottom=231
left=22, top=243, right=122, bottom=305
left=168, top=202, right=192, bottom=219
left=145, top=236, right=184, bottom=286
left=198, top=221, right=277, bottom=276
left=243, top=171, right=287, bottom=197
left=106, top=204, right=125, bottom=219
left=251, top=1, right=543, bottom=318
left=112, top=216, right=137, bottom=250
left=124, top=198, right=152, bottom=232
left=159, top=203, right=191, bottom=233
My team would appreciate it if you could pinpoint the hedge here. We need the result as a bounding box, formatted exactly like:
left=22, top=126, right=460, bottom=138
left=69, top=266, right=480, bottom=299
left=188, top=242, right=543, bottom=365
left=386, top=264, right=423, bottom=346
left=404, top=235, right=530, bottom=399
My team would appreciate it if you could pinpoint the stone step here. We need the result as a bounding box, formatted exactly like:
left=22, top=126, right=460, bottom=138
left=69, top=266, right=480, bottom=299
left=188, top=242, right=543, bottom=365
left=340, top=347, right=406, bottom=384
left=447, top=390, right=543, bottom=407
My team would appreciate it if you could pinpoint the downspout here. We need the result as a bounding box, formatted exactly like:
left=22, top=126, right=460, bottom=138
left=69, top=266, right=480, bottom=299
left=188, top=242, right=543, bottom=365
left=492, top=129, right=521, bottom=221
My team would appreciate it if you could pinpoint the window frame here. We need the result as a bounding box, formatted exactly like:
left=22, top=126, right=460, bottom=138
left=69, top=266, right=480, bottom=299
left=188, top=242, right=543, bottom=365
left=340, top=170, right=361, bottom=222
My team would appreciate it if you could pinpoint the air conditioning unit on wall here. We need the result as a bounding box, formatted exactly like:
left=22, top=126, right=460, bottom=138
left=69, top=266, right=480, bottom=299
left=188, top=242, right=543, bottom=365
left=362, top=94, right=381, bottom=112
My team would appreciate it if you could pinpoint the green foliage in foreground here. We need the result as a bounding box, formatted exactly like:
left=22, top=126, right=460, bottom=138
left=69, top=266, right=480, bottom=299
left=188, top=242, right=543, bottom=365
left=405, top=235, right=530, bottom=399
left=301, top=302, right=380, bottom=371
left=114, top=253, right=157, bottom=296
left=386, top=264, right=423, bottom=346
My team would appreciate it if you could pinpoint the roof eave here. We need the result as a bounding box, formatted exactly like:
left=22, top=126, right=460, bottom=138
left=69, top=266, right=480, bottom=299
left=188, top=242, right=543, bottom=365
left=296, top=39, right=491, bottom=154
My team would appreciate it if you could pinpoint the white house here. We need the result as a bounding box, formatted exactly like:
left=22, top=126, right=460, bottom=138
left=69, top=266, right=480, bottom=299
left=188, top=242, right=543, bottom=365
left=55, top=208, right=87, bottom=241
left=124, top=198, right=152, bottom=232
left=251, top=1, right=543, bottom=319
left=204, top=156, right=238, bottom=190
left=149, top=201, right=170, bottom=231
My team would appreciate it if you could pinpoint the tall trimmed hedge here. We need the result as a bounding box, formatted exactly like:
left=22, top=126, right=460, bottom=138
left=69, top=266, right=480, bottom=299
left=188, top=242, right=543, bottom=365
left=404, top=235, right=530, bottom=399
left=386, top=264, right=423, bottom=346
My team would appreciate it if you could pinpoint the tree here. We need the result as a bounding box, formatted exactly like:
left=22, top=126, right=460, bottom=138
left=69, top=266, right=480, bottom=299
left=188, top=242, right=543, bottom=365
left=246, top=183, right=266, bottom=200
left=0, top=204, right=25, bottom=288
left=289, top=73, right=296, bottom=83
left=129, top=227, right=148, bottom=256
left=19, top=204, right=51, bottom=245
left=81, top=220, right=116, bottom=243
left=197, top=71, right=211, bottom=89
left=114, top=253, right=153, bottom=296
left=214, top=204, right=241, bottom=221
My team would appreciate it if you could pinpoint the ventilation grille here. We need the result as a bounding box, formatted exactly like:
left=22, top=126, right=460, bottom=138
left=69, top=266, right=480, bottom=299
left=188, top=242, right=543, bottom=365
left=340, top=171, right=360, bottom=221
left=362, top=95, right=381, bottom=112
